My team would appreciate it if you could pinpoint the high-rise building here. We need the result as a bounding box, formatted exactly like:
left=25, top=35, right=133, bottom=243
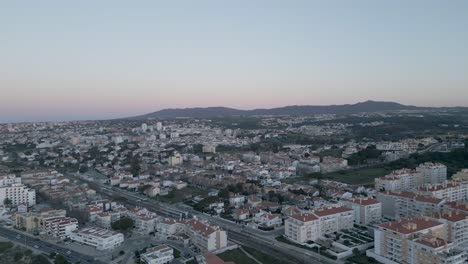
left=0, top=174, right=36, bottom=207
left=156, top=122, right=162, bottom=131
left=377, top=191, right=444, bottom=219
left=375, top=169, right=424, bottom=191
left=417, top=162, right=447, bottom=184
left=369, top=217, right=466, bottom=264
left=341, top=197, right=382, bottom=225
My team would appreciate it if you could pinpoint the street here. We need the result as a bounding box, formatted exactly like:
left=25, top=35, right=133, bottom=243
left=0, top=226, right=105, bottom=264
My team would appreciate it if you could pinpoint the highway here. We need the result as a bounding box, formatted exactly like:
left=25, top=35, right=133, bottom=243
left=0, top=226, right=104, bottom=264
left=83, top=178, right=339, bottom=264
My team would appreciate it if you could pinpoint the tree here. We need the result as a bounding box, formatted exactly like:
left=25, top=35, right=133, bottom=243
left=31, top=254, right=51, bottom=264
left=130, top=155, right=141, bottom=176
left=3, top=198, right=12, bottom=209
left=54, top=255, right=69, bottom=264
left=352, top=248, right=361, bottom=256
left=111, top=217, right=134, bottom=231
left=78, top=165, right=88, bottom=173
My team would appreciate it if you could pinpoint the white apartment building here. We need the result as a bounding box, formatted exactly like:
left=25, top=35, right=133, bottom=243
left=313, top=206, right=354, bottom=236
left=0, top=174, right=21, bottom=186
left=184, top=219, right=228, bottom=252
left=70, top=227, right=124, bottom=250
left=156, top=219, right=184, bottom=239
left=375, top=169, right=424, bottom=191
left=377, top=191, right=445, bottom=219
left=436, top=211, right=468, bottom=248
left=370, top=217, right=446, bottom=264
left=341, top=198, right=382, bottom=225
left=416, top=162, right=447, bottom=184
left=284, top=213, right=319, bottom=244
left=43, top=217, right=78, bottom=239
left=0, top=174, right=36, bottom=207
left=168, top=153, right=183, bottom=166
left=157, top=219, right=227, bottom=252
left=141, top=244, right=174, bottom=264
left=410, top=236, right=466, bottom=264
left=417, top=181, right=468, bottom=202
left=125, top=208, right=159, bottom=234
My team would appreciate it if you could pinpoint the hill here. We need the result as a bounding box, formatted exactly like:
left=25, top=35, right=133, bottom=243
left=126, top=100, right=424, bottom=119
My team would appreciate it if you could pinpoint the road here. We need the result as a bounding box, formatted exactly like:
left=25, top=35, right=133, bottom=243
left=80, top=177, right=339, bottom=264
left=0, top=226, right=104, bottom=264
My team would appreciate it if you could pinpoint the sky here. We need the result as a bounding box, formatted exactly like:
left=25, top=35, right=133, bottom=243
left=1, top=1, right=468, bottom=123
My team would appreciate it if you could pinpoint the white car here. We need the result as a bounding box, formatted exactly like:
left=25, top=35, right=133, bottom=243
left=34, top=245, right=39, bottom=249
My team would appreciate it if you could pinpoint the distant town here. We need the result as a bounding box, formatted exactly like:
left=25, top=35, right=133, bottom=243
left=1, top=107, right=468, bottom=264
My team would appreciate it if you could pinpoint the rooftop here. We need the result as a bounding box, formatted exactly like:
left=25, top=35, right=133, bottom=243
left=379, top=217, right=443, bottom=234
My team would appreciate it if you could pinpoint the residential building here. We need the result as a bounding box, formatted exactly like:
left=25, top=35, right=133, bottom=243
left=284, top=213, right=319, bottom=244
left=375, top=169, right=424, bottom=191
left=157, top=218, right=227, bottom=252
left=313, top=206, right=354, bottom=236
left=377, top=191, right=445, bottom=219
left=141, top=244, right=174, bottom=264
left=452, top=169, right=468, bottom=182
left=254, top=211, right=282, bottom=228
left=228, top=193, right=245, bottom=208
left=416, top=181, right=468, bottom=202
left=370, top=217, right=445, bottom=264
left=410, top=236, right=466, bottom=264
left=184, top=219, right=228, bottom=252
left=43, top=217, right=78, bottom=239
left=342, top=197, right=382, bottom=225
left=435, top=211, right=468, bottom=248
left=0, top=174, right=36, bottom=207
left=416, top=162, right=447, bottom=184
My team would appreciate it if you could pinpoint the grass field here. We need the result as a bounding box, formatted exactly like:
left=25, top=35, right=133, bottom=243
left=324, top=167, right=389, bottom=185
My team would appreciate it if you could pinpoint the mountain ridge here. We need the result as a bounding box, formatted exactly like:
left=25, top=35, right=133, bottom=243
left=125, top=100, right=451, bottom=119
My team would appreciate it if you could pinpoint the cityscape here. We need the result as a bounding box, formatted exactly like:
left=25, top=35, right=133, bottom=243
left=2, top=1, right=468, bottom=264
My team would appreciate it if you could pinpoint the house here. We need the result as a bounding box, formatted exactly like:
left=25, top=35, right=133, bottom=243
left=254, top=211, right=282, bottom=228
left=232, top=209, right=250, bottom=221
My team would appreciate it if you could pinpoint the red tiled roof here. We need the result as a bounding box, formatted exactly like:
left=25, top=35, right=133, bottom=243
left=313, top=206, right=353, bottom=217
left=290, top=213, right=318, bottom=222
left=379, top=217, right=443, bottom=234
left=343, top=197, right=380, bottom=206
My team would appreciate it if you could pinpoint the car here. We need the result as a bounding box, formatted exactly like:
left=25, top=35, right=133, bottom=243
left=65, top=242, right=70, bottom=245
left=67, top=250, right=71, bottom=255
left=34, top=245, right=39, bottom=249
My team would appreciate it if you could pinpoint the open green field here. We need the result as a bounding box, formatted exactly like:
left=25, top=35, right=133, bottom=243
left=325, top=167, right=389, bottom=185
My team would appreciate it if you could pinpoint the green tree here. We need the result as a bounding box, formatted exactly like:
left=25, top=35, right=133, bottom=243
left=54, top=255, right=70, bottom=264
left=130, top=155, right=141, bottom=176
left=111, top=217, right=134, bottom=231
left=31, top=254, right=51, bottom=264
left=3, top=198, right=12, bottom=209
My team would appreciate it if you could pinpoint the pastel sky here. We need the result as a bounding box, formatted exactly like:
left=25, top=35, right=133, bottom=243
left=1, top=1, right=468, bottom=123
